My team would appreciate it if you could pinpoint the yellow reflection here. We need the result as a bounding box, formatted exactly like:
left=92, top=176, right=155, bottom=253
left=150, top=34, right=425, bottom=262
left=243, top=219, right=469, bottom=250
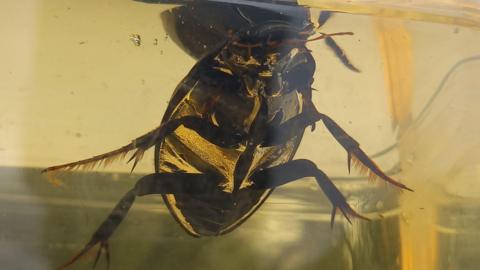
left=399, top=192, right=439, bottom=270
left=299, top=0, right=480, bottom=28
left=375, top=19, right=413, bottom=130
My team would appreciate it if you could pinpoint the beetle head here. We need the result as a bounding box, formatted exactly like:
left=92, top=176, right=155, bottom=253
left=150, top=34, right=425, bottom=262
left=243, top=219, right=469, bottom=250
left=221, top=22, right=316, bottom=98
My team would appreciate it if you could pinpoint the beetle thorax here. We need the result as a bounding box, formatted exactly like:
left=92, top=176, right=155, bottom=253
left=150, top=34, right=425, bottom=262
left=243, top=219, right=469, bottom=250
left=219, top=40, right=313, bottom=99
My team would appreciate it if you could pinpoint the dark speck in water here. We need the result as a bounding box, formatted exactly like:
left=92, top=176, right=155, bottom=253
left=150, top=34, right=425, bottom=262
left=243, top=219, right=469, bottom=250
left=130, top=34, right=141, bottom=46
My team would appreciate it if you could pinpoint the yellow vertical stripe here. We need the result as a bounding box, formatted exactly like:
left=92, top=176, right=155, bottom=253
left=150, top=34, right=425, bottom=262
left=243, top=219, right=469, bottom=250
left=376, top=19, right=413, bottom=130
left=398, top=204, right=438, bottom=270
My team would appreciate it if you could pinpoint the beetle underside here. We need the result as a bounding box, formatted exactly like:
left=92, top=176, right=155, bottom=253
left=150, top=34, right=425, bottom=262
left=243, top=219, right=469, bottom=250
left=43, top=2, right=412, bottom=269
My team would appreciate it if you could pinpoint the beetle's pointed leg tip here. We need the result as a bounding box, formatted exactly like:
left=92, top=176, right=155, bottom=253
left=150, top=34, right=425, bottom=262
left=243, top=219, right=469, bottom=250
left=347, top=152, right=352, bottom=174
left=330, top=207, right=337, bottom=229
left=398, top=182, right=414, bottom=192
left=92, top=245, right=102, bottom=269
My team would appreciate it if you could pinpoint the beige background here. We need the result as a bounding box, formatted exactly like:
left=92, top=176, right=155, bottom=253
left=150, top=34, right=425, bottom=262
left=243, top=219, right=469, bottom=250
left=1, top=1, right=480, bottom=270
left=0, top=0, right=479, bottom=180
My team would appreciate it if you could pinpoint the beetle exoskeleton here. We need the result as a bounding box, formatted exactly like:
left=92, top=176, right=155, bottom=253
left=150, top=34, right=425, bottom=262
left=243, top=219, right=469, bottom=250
left=44, top=1, right=411, bottom=269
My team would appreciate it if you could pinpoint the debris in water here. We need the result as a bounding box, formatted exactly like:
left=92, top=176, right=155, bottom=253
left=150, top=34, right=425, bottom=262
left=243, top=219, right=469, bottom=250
left=130, top=34, right=141, bottom=46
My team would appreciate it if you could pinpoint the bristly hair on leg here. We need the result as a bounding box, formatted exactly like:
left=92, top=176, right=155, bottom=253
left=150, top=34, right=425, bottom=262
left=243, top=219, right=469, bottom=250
left=319, top=113, right=412, bottom=192
left=351, top=154, right=379, bottom=183
left=43, top=146, right=132, bottom=182
left=41, top=125, right=163, bottom=180
left=347, top=147, right=413, bottom=192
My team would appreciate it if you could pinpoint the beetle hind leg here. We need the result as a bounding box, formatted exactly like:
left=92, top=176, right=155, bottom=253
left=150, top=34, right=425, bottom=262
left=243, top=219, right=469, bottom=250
left=93, top=241, right=109, bottom=269
left=251, top=159, right=369, bottom=227
left=57, top=172, right=221, bottom=269
left=57, top=189, right=136, bottom=270
left=43, top=115, right=243, bottom=179
left=318, top=113, right=413, bottom=191
left=262, top=105, right=411, bottom=191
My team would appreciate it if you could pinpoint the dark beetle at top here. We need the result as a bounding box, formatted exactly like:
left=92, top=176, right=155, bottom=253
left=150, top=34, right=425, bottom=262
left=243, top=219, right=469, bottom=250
left=44, top=0, right=412, bottom=269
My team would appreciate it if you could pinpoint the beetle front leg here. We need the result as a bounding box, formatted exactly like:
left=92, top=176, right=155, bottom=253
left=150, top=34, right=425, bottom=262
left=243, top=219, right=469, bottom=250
left=316, top=11, right=360, bottom=72
left=318, top=11, right=333, bottom=27
left=57, top=172, right=221, bottom=270
left=251, top=159, right=368, bottom=227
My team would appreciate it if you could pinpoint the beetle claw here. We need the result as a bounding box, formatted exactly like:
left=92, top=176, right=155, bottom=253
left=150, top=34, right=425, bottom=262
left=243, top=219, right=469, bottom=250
left=128, top=149, right=146, bottom=173
left=329, top=200, right=369, bottom=228
left=347, top=152, right=352, bottom=174
left=56, top=240, right=110, bottom=270
left=330, top=207, right=337, bottom=228
left=340, top=207, right=352, bottom=224
left=56, top=190, right=136, bottom=270
left=92, top=241, right=110, bottom=269
left=314, top=167, right=370, bottom=228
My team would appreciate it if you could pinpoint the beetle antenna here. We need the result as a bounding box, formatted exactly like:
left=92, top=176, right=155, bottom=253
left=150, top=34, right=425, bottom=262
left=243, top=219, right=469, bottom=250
left=235, top=7, right=254, bottom=27
left=306, top=31, right=354, bottom=43
left=264, top=31, right=353, bottom=49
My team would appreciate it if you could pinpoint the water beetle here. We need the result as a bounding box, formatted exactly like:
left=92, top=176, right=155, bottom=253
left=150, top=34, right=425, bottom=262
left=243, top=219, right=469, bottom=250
left=44, top=1, right=412, bottom=268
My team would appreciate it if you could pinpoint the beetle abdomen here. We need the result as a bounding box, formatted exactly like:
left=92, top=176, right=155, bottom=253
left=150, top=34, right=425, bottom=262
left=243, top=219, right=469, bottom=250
left=155, top=21, right=310, bottom=236
left=158, top=90, right=275, bottom=235
left=164, top=189, right=271, bottom=236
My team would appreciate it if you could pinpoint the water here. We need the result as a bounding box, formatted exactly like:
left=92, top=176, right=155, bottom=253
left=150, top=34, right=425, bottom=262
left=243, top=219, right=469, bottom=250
left=1, top=1, right=480, bottom=269
left=0, top=166, right=401, bottom=269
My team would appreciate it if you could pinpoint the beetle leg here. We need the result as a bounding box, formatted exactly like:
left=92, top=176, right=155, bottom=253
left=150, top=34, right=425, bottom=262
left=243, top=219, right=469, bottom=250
left=261, top=110, right=321, bottom=147
left=317, top=113, right=412, bottom=191
left=318, top=11, right=333, bottom=27
left=324, top=36, right=360, bottom=72
left=57, top=189, right=136, bottom=270
left=57, top=172, right=221, bottom=270
left=251, top=159, right=369, bottom=227
left=316, top=10, right=360, bottom=72
left=262, top=108, right=411, bottom=191
left=43, top=115, right=244, bottom=176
